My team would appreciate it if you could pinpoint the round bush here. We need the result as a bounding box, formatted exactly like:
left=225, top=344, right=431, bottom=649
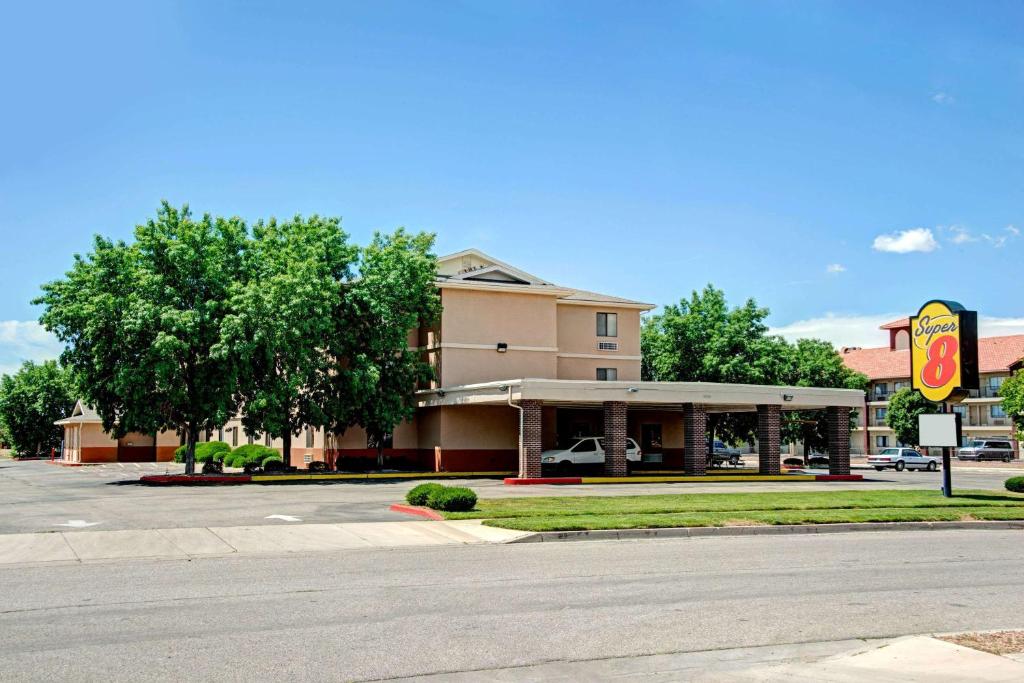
left=1006, top=476, right=1024, bottom=493
left=262, top=454, right=283, bottom=467
left=173, top=441, right=232, bottom=463
left=426, top=486, right=478, bottom=512
left=224, top=444, right=277, bottom=469
left=406, top=482, right=445, bottom=506
left=263, top=459, right=286, bottom=473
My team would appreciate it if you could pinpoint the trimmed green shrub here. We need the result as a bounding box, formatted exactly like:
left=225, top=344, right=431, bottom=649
left=261, top=453, right=283, bottom=467
left=1006, top=476, right=1024, bottom=493
left=173, top=441, right=232, bottom=463
left=426, top=486, right=478, bottom=512
left=406, top=482, right=445, bottom=506
left=225, top=444, right=278, bottom=469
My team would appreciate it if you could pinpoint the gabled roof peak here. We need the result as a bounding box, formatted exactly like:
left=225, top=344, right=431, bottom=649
left=436, top=248, right=553, bottom=286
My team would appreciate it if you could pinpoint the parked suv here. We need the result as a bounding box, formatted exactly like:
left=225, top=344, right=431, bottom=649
left=868, top=447, right=938, bottom=472
left=957, top=439, right=1016, bottom=462
left=541, top=437, right=642, bottom=473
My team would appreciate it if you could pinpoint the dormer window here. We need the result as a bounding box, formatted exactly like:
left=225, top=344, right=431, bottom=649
left=597, top=312, right=617, bottom=337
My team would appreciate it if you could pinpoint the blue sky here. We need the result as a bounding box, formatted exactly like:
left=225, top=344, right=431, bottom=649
left=2, top=1, right=1023, bottom=373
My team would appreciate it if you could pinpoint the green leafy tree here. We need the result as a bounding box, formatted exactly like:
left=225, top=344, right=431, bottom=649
left=226, top=215, right=359, bottom=467
left=885, top=388, right=938, bottom=447
left=641, top=285, right=791, bottom=447
left=0, top=360, right=77, bottom=456
left=37, top=202, right=247, bottom=474
left=999, top=372, right=1024, bottom=438
left=336, top=229, right=441, bottom=468
left=781, top=339, right=868, bottom=462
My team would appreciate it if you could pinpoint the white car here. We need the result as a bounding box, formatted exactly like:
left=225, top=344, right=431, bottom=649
left=867, top=447, right=939, bottom=472
left=541, top=437, right=642, bottom=472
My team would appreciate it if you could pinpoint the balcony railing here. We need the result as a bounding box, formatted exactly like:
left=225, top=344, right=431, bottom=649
left=967, top=387, right=1004, bottom=399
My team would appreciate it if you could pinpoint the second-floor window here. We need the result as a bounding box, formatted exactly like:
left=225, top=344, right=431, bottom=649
left=893, top=381, right=908, bottom=391
left=597, top=368, right=618, bottom=381
left=596, top=312, right=617, bottom=337
left=992, top=405, right=1007, bottom=419
left=989, top=376, right=1005, bottom=390
left=874, top=383, right=888, bottom=397
left=875, top=407, right=887, bottom=421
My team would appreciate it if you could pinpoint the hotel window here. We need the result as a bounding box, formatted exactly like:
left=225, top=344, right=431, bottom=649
left=218, top=427, right=224, bottom=442
left=596, top=312, right=617, bottom=337
left=953, top=405, right=968, bottom=422
left=596, top=368, right=618, bottom=381
left=874, top=407, right=887, bottom=421
left=231, top=428, right=238, bottom=447
left=989, top=376, right=1005, bottom=390
left=305, top=427, right=314, bottom=448
left=874, top=383, right=888, bottom=397
left=893, top=381, right=909, bottom=391
left=992, top=405, right=1007, bottom=419
left=265, top=433, right=272, bottom=447
left=876, top=435, right=888, bottom=448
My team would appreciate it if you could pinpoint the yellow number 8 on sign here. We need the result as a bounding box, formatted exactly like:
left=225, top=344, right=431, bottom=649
left=910, top=300, right=979, bottom=403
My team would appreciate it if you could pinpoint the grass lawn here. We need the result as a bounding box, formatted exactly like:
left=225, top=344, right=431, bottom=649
left=439, top=489, right=1024, bottom=532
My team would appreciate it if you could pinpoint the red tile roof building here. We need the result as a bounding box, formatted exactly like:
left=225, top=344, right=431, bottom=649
left=840, top=319, right=1022, bottom=455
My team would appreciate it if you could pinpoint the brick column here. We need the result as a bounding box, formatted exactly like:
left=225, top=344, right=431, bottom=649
left=827, top=406, right=851, bottom=475
left=603, top=401, right=628, bottom=477
left=519, top=399, right=543, bottom=479
left=683, top=404, right=707, bottom=476
left=757, top=404, right=781, bottom=475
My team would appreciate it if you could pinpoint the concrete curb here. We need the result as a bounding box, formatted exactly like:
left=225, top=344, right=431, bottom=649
left=508, top=519, right=1024, bottom=543
left=388, top=504, right=445, bottom=520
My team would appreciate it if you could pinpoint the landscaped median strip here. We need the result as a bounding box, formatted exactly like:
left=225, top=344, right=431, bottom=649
left=140, top=471, right=513, bottom=485
left=503, top=473, right=859, bottom=484
left=431, top=489, right=1024, bottom=532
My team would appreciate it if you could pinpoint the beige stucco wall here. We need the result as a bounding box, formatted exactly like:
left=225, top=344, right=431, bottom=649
left=441, top=288, right=558, bottom=348
left=440, top=405, right=518, bottom=449
left=436, top=288, right=559, bottom=385
left=81, top=423, right=116, bottom=447
left=442, top=347, right=557, bottom=386
left=556, top=356, right=641, bottom=381
left=556, top=304, right=642, bottom=356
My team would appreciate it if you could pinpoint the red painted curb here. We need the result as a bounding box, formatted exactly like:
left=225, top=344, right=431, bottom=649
left=140, top=474, right=252, bottom=485
left=503, top=477, right=583, bottom=485
left=389, top=504, right=445, bottom=520
left=815, top=474, right=864, bottom=481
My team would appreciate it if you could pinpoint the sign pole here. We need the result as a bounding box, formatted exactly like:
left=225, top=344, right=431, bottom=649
left=941, top=402, right=952, bottom=498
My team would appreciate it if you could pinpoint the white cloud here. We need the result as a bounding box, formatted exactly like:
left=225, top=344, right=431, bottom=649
left=948, top=225, right=976, bottom=244
left=0, top=321, right=64, bottom=377
left=872, top=227, right=939, bottom=254
left=932, top=91, right=955, bottom=105
left=772, top=313, right=1024, bottom=349
left=980, top=225, right=1020, bottom=248
left=825, top=263, right=846, bottom=274
left=772, top=313, right=905, bottom=348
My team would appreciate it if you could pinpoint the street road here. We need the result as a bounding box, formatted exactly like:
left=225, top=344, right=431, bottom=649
left=1, top=529, right=1022, bottom=681
left=0, top=459, right=1017, bottom=533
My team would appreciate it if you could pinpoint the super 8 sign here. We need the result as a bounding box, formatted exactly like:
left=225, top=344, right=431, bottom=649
left=910, top=300, right=979, bottom=402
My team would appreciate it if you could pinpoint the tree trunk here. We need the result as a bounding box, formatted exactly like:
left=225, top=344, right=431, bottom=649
left=377, top=441, right=385, bottom=470
left=184, top=424, right=198, bottom=475
left=282, top=430, right=292, bottom=468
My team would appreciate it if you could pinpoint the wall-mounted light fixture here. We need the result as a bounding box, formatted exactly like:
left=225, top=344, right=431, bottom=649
left=496, top=342, right=508, bottom=353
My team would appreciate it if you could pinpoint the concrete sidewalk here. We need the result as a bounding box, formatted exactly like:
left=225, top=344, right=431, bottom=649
left=0, top=519, right=531, bottom=566
left=405, top=635, right=1024, bottom=681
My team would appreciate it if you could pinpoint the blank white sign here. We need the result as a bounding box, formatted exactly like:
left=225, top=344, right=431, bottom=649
left=919, top=414, right=959, bottom=447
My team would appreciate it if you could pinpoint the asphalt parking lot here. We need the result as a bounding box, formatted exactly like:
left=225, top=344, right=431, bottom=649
left=0, top=459, right=1018, bottom=534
